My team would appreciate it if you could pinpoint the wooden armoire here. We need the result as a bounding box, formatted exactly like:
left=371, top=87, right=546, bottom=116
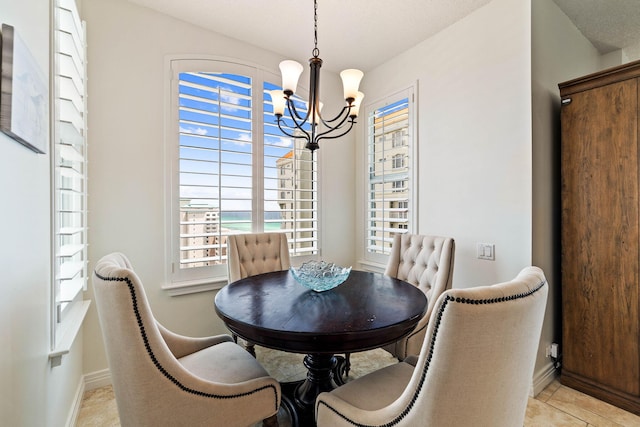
left=559, top=59, right=640, bottom=415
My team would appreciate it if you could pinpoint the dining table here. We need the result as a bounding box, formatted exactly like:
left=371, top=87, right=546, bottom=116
left=214, top=269, right=427, bottom=426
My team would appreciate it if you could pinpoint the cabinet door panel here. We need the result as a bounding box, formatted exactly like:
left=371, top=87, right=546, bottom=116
left=561, top=78, right=639, bottom=395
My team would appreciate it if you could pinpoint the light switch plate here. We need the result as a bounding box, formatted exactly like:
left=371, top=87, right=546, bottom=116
left=477, top=243, right=495, bottom=260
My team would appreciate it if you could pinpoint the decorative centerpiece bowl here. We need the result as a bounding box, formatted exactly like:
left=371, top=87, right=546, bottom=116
left=290, top=260, right=352, bottom=292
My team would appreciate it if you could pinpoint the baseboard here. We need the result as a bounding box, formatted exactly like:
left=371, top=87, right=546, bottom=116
left=65, top=379, right=86, bottom=427
left=65, top=370, right=111, bottom=427
left=84, top=368, right=112, bottom=391
left=531, top=361, right=558, bottom=397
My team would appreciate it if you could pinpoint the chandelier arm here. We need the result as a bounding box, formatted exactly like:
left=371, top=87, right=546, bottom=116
left=320, top=105, right=353, bottom=125
left=287, top=98, right=311, bottom=123
left=319, top=106, right=354, bottom=133
left=276, top=117, right=311, bottom=141
left=315, top=119, right=356, bottom=143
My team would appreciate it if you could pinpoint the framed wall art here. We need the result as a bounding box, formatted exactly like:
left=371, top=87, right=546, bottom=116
left=0, top=24, right=48, bottom=154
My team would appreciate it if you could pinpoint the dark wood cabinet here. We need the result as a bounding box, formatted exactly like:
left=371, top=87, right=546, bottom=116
left=559, top=60, right=640, bottom=415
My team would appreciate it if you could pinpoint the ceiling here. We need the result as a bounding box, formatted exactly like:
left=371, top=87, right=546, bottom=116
left=553, top=0, right=640, bottom=57
left=126, top=0, right=640, bottom=72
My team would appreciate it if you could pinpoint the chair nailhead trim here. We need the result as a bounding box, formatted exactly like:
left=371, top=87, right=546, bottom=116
left=316, top=278, right=548, bottom=427
left=94, top=270, right=279, bottom=411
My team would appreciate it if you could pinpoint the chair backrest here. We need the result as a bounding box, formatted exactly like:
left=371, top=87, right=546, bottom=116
left=317, top=267, right=548, bottom=426
left=399, top=266, right=548, bottom=426
left=227, top=232, right=291, bottom=283
left=94, top=253, right=281, bottom=426
left=385, top=233, right=455, bottom=319
left=93, top=253, right=178, bottom=424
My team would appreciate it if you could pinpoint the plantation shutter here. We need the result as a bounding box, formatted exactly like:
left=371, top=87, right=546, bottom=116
left=263, top=83, right=318, bottom=256
left=52, top=0, right=88, bottom=346
left=366, top=96, right=411, bottom=255
left=178, top=72, right=253, bottom=268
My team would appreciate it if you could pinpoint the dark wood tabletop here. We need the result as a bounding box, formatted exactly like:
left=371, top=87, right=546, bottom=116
left=214, top=269, right=427, bottom=354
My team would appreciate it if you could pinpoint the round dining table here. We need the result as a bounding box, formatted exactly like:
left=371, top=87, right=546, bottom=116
left=214, top=269, right=427, bottom=426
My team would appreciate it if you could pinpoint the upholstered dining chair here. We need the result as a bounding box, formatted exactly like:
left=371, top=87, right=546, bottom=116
left=93, top=252, right=281, bottom=427
left=316, top=266, right=549, bottom=427
left=382, top=233, right=455, bottom=360
left=226, top=232, right=291, bottom=354
left=227, top=232, right=291, bottom=283
left=342, top=234, right=454, bottom=378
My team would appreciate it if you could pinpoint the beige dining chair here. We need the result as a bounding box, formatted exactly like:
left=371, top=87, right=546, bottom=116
left=342, top=234, right=454, bottom=378
left=316, top=266, right=549, bottom=427
left=382, top=233, right=455, bottom=360
left=226, top=232, right=291, bottom=354
left=93, top=252, right=281, bottom=427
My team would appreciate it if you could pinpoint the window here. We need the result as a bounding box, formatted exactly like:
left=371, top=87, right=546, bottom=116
left=365, top=88, right=415, bottom=259
left=392, top=130, right=404, bottom=147
left=168, top=59, right=318, bottom=289
left=392, top=180, right=405, bottom=191
left=392, top=154, right=404, bottom=169
left=50, top=0, right=89, bottom=364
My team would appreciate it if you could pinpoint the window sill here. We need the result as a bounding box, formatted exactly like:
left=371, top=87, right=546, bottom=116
left=49, top=300, right=91, bottom=367
left=357, top=259, right=387, bottom=273
left=162, top=276, right=228, bottom=296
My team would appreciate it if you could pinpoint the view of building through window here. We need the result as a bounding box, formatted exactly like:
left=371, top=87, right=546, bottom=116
left=367, top=97, right=411, bottom=255
left=177, top=71, right=317, bottom=269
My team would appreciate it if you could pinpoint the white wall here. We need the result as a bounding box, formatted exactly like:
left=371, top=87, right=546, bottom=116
left=358, top=0, right=552, bottom=387
left=357, top=0, right=600, bottom=395
left=82, top=0, right=355, bottom=376
left=0, top=0, right=84, bottom=425
left=358, top=0, right=532, bottom=286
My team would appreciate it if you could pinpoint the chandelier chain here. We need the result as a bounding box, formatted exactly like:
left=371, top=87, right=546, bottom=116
left=313, top=0, right=319, bottom=57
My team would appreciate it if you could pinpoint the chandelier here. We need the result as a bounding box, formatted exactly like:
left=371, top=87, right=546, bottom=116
left=270, top=0, right=365, bottom=152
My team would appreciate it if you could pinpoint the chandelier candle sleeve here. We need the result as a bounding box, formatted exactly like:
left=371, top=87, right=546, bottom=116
left=279, top=60, right=304, bottom=95
left=340, top=69, right=364, bottom=101
left=351, top=92, right=365, bottom=118
left=269, top=89, right=287, bottom=116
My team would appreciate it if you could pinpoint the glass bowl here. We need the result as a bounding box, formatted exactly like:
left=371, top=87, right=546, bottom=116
left=290, top=261, right=352, bottom=292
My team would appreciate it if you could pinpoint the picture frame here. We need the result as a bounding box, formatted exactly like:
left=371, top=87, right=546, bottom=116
left=0, top=24, right=48, bottom=154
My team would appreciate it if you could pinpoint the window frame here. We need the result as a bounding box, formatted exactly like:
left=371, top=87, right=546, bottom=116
left=164, top=57, right=319, bottom=294
left=362, top=86, right=417, bottom=266
left=49, top=0, right=90, bottom=366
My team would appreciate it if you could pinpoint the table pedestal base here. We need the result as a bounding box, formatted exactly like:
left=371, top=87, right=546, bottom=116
left=295, top=354, right=337, bottom=408
left=280, top=353, right=348, bottom=426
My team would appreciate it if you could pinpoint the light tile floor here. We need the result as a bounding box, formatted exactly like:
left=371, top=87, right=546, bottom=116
left=525, top=380, right=640, bottom=426
left=77, top=347, right=640, bottom=426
